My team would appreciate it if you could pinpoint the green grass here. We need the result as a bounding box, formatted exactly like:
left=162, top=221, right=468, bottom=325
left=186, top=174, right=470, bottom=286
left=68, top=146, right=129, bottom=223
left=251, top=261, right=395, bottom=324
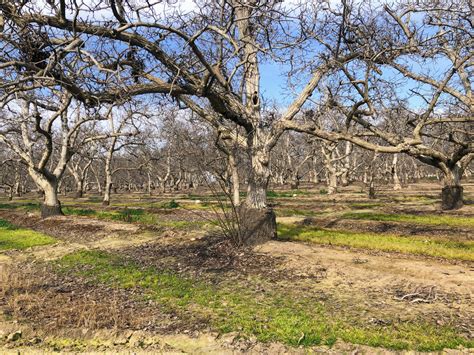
left=0, top=219, right=56, bottom=251
left=56, top=250, right=473, bottom=351
left=341, top=212, right=474, bottom=228
left=0, top=201, right=40, bottom=211
left=62, top=206, right=209, bottom=229
left=278, top=224, right=474, bottom=261
left=267, top=190, right=311, bottom=198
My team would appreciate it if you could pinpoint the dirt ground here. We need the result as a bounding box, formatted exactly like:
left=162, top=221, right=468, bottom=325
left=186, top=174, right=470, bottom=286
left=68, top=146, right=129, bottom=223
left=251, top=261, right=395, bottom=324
left=0, top=183, right=473, bottom=353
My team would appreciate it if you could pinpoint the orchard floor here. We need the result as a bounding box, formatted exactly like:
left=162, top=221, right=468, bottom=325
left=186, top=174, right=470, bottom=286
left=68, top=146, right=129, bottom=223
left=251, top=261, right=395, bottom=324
left=0, top=181, right=473, bottom=354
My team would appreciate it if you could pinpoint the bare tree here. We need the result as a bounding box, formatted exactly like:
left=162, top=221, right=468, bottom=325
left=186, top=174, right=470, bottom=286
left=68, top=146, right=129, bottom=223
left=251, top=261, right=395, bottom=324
left=285, top=1, right=473, bottom=209
left=0, top=0, right=360, bottom=242
left=0, top=93, right=100, bottom=217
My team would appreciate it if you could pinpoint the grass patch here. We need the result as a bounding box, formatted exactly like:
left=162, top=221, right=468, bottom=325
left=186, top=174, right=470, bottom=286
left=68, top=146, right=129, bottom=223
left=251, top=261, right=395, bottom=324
left=62, top=206, right=208, bottom=229
left=0, top=201, right=40, bottom=211
left=160, top=199, right=180, bottom=209
left=267, top=190, right=311, bottom=198
left=56, top=250, right=473, bottom=350
left=0, top=219, right=55, bottom=251
left=278, top=224, right=474, bottom=261
left=341, top=212, right=474, bottom=228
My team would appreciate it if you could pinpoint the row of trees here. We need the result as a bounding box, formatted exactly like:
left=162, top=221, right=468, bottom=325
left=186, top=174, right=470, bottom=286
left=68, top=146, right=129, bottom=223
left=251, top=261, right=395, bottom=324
left=1, top=116, right=459, bottom=197
left=2, top=118, right=459, bottom=201
left=0, top=0, right=472, bottom=243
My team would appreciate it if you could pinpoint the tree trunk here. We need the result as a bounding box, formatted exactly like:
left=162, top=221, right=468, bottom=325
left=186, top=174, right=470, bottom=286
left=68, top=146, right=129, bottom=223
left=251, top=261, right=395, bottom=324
left=14, top=181, right=21, bottom=197
left=241, top=143, right=276, bottom=245
left=290, top=170, right=300, bottom=190
left=74, top=180, right=84, bottom=198
left=392, top=154, right=402, bottom=190
left=103, top=156, right=113, bottom=205
left=327, top=173, right=337, bottom=194
left=229, top=153, right=240, bottom=207
left=29, top=168, right=63, bottom=218
left=368, top=181, right=376, bottom=199
left=441, top=166, right=463, bottom=210
left=103, top=182, right=112, bottom=206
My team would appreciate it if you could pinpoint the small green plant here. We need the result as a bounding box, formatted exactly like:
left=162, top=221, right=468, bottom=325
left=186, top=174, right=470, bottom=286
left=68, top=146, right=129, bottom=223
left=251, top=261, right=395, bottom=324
left=113, top=208, right=146, bottom=222
left=161, top=199, right=180, bottom=209
left=63, top=208, right=97, bottom=216
left=319, top=188, right=328, bottom=195
left=0, top=219, right=17, bottom=229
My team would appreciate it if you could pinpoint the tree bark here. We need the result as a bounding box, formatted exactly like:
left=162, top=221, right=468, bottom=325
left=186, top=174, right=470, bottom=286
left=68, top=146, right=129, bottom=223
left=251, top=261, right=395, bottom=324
left=103, top=181, right=112, bottom=206
left=229, top=153, right=240, bottom=207
left=74, top=179, right=84, bottom=198
left=241, top=141, right=276, bottom=245
left=441, top=166, right=463, bottom=210
left=29, top=168, right=63, bottom=218
left=392, top=154, right=402, bottom=190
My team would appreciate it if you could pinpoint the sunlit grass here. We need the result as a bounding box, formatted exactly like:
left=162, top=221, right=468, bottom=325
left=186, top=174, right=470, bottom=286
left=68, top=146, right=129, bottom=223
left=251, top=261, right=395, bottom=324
left=341, top=211, right=474, bottom=228
left=277, top=224, right=474, bottom=261
left=56, top=250, right=474, bottom=351
left=0, top=219, right=56, bottom=251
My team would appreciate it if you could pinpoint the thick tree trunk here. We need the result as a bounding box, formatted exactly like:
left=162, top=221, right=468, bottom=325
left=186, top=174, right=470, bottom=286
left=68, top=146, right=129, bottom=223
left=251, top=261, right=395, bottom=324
left=241, top=144, right=276, bottom=245
left=441, top=167, right=463, bottom=210
left=41, top=182, right=63, bottom=218
left=29, top=168, right=63, bottom=218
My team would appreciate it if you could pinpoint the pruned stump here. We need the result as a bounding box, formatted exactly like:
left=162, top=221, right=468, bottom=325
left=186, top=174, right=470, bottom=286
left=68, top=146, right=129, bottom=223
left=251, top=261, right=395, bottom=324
left=237, top=206, right=277, bottom=246
left=441, top=185, right=463, bottom=210
left=40, top=202, right=64, bottom=218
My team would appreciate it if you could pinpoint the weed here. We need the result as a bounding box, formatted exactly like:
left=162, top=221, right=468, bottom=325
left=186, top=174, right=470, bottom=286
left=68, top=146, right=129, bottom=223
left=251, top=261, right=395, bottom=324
left=161, top=199, right=180, bottom=209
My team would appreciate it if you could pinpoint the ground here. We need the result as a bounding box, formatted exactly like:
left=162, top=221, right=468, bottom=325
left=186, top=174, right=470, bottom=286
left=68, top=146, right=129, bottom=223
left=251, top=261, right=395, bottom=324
left=0, top=181, right=473, bottom=354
